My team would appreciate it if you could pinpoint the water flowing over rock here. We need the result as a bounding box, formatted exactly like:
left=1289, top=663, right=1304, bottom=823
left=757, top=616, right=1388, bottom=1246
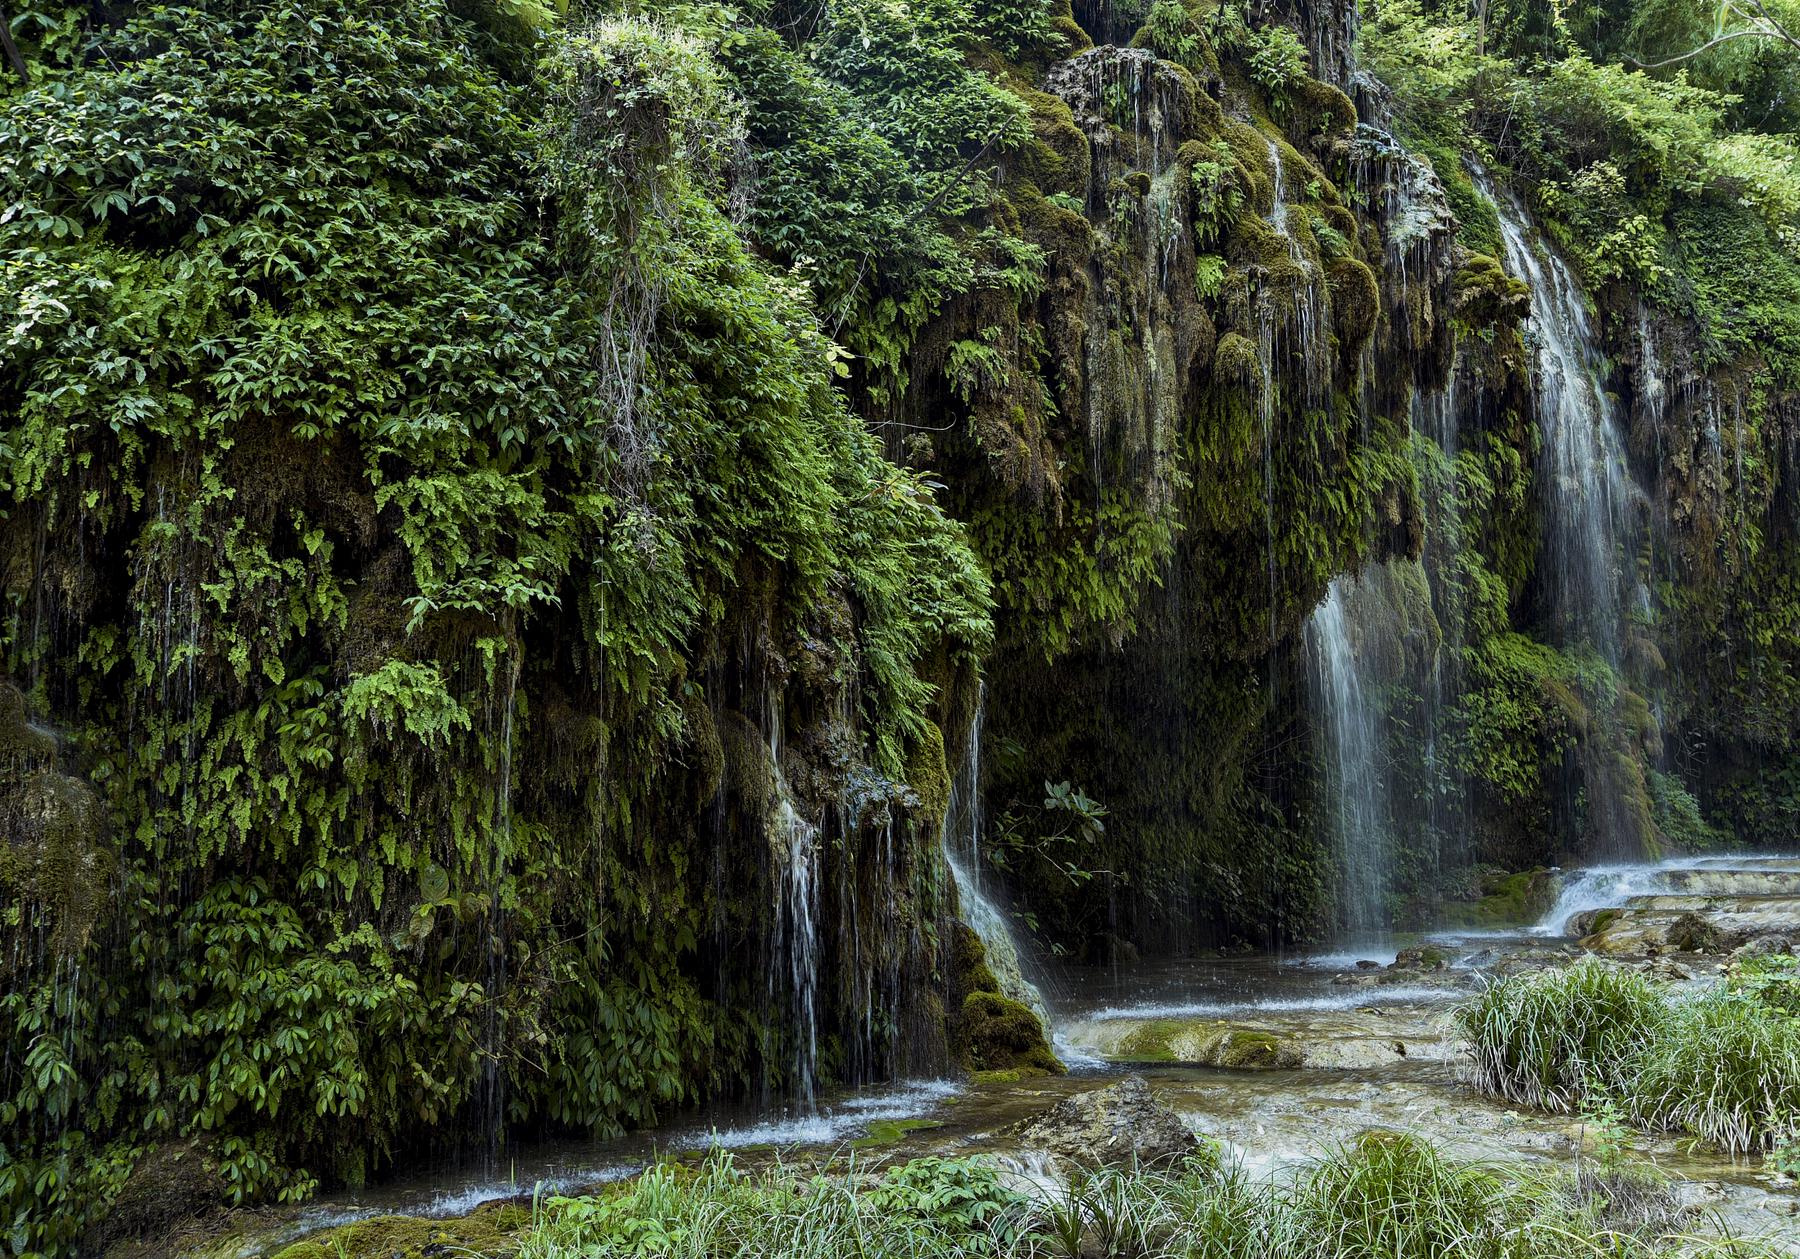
left=1488, top=186, right=1646, bottom=660
left=1481, top=175, right=1660, bottom=857
left=943, top=687, right=1060, bottom=1074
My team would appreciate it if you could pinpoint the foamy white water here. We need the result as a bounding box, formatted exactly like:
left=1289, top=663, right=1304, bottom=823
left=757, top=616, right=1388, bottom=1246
left=1081, top=984, right=1453, bottom=1023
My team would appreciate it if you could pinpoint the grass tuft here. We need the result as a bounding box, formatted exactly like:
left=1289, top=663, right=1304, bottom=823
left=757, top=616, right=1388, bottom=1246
left=1455, top=960, right=1670, bottom=1112
left=1457, top=956, right=1800, bottom=1157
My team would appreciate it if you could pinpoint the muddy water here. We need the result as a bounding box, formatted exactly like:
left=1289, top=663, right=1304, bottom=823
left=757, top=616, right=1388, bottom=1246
left=219, top=858, right=1800, bottom=1255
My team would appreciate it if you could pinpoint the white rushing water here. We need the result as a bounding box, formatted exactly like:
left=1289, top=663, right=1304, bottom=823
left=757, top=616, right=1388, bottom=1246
left=1081, top=985, right=1453, bottom=1023
left=1305, top=577, right=1393, bottom=945
left=1484, top=177, right=1643, bottom=663
left=1532, top=853, right=1800, bottom=935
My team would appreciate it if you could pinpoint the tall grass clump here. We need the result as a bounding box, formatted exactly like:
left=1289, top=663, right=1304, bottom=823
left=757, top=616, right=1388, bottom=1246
left=1458, top=955, right=1800, bottom=1158
left=1290, top=1132, right=1567, bottom=1259
left=1035, top=1157, right=1296, bottom=1259
left=1456, top=960, right=1671, bottom=1112
left=1629, top=990, right=1800, bottom=1155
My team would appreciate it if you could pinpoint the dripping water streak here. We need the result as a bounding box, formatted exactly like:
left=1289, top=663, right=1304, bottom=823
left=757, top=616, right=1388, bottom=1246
left=1305, top=579, right=1392, bottom=945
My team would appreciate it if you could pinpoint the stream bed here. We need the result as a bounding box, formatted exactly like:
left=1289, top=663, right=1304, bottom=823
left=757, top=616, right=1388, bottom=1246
left=213, top=855, right=1800, bottom=1256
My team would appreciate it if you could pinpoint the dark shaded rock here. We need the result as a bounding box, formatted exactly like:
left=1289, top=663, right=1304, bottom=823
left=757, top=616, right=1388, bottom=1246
left=1667, top=912, right=1725, bottom=954
left=1015, top=1075, right=1201, bottom=1169
left=1733, top=933, right=1793, bottom=960
left=92, top=1140, right=225, bottom=1251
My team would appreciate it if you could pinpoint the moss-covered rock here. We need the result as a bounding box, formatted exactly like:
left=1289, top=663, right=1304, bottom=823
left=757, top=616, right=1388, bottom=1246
left=1328, top=255, right=1380, bottom=353
left=956, top=990, right=1064, bottom=1075
left=1107, top=1019, right=1303, bottom=1069
left=1666, top=911, right=1725, bottom=954
left=1440, top=869, right=1556, bottom=929
left=270, top=1202, right=531, bottom=1259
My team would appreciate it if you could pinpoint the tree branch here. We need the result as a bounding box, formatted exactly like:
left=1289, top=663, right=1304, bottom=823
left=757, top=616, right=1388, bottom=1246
left=1624, top=25, right=1782, bottom=69
left=0, top=6, right=30, bottom=87
left=1742, top=0, right=1800, bottom=53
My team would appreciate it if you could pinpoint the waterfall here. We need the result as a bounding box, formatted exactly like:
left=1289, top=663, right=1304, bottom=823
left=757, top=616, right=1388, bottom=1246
left=764, top=696, right=821, bottom=1108
left=1305, top=578, right=1393, bottom=943
left=770, top=788, right=821, bottom=1108
left=1481, top=174, right=1653, bottom=855
left=1484, top=182, right=1642, bottom=660
left=944, top=687, right=1053, bottom=1034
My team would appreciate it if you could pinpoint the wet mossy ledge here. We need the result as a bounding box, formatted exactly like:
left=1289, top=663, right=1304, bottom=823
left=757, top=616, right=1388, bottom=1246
left=948, top=923, right=1064, bottom=1078
left=265, top=1204, right=532, bottom=1259
left=6, top=0, right=1800, bottom=1249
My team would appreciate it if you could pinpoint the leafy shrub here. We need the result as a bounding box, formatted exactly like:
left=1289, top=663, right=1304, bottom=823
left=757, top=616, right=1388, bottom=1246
left=519, top=1153, right=1029, bottom=1258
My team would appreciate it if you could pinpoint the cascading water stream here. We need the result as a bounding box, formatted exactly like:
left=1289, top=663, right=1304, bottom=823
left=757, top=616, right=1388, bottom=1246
left=943, top=686, right=1054, bottom=1037
left=1304, top=579, right=1393, bottom=945
left=770, top=789, right=822, bottom=1109
left=1480, top=172, right=1654, bottom=855
left=764, top=701, right=822, bottom=1110
left=1484, top=180, right=1642, bottom=660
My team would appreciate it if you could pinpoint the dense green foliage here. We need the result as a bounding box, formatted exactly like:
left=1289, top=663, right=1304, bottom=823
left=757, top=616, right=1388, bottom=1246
left=8, top=0, right=1800, bottom=1244
left=1, top=0, right=992, bottom=1248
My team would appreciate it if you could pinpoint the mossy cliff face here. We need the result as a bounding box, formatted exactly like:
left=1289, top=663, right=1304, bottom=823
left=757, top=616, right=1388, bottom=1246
left=1623, top=295, right=1800, bottom=850
left=5, top=0, right=1800, bottom=1247
left=872, top=0, right=1536, bottom=953
left=0, top=4, right=991, bottom=1248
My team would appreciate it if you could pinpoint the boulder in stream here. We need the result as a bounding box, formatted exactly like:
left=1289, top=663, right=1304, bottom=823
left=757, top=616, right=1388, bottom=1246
left=1666, top=911, right=1726, bottom=954
left=1732, top=932, right=1792, bottom=960
left=1014, top=1075, right=1203, bottom=1169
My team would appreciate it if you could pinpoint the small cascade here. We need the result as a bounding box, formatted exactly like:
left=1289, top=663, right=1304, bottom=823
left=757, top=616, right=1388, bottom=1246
left=1305, top=578, right=1393, bottom=944
left=762, top=697, right=822, bottom=1109
left=1259, top=137, right=1330, bottom=406
left=770, top=788, right=822, bottom=1107
left=943, top=687, right=1053, bottom=1035
left=1255, top=136, right=1329, bottom=640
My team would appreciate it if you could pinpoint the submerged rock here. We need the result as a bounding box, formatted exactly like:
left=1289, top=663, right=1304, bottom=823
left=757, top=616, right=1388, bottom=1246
left=1014, top=1075, right=1202, bottom=1169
